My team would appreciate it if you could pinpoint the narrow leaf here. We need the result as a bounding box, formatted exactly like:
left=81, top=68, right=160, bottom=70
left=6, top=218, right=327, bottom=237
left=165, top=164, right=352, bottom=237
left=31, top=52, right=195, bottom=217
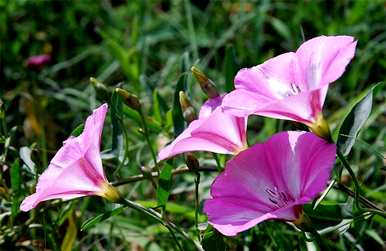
left=172, top=74, right=186, bottom=137
left=156, top=163, right=173, bottom=207
left=81, top=206, right=125, bottom=231
left=337, top=82, right=384, bottom=156
left=70, top=123, right=84, bottom=137
left=224, top=45, right=237, bottom=92
left=61, top=215, right=77, bottom=251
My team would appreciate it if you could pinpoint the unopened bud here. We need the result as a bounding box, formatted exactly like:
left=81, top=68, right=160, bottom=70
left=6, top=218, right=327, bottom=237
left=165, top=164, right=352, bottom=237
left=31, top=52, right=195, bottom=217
left=90, top=77, right=108, bottom=91
left=185, top=153, right=199, bottom=171
left=191, top=66, right=219, bottom=98
left=115, top=88, right=141, bottom=111
left=179, top=91, right=196, bottom=123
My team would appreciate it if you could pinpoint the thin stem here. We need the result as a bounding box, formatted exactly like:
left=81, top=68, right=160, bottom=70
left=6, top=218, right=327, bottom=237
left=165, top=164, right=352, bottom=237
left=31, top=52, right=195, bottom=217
left=212, top=153, right=223, bottom=171
left=119, top=198, right=183, bottom=251
left=194, top=171, right=201, bottom=241
left=336, top=149, right=361, bottom=208
left=112, top=166, right=218, bottom=186
left=335, top=183, right=383, bottom=212
left=139, top=109, right=159, bottom=173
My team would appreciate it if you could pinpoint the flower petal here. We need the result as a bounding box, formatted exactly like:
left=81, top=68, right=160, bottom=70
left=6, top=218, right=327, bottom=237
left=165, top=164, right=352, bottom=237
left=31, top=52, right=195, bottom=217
left=296, top=35, right=357, bottom=90
left=158, top=96, right=247, bottom=160
left=20, top=104, right=109, bottom=211
left=157, top=120, right=237, bottom=161
left=234, top=52, right=303, bottom=98
left=204, top=131, right=336, bottom=235
left=204, top=198, right=298, bottom=236
left=293, top=132, right=337, bottom=199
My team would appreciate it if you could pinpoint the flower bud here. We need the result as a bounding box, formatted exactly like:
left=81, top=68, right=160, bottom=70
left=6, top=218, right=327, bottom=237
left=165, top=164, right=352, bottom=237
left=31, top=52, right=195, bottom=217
left=90, top=77, right=109, bottom=92
left=191, top=66, right=219, bottom=98
left=185, top=153, right=199, bottom=171
left=179, top=91, right=196, bottom=123
left=115, top=88, right=142, bottom=111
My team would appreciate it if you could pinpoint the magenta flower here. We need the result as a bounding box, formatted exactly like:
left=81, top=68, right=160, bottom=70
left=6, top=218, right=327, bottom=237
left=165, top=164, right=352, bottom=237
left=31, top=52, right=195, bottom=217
left=25, top=54, right=51, bottom=69
left=158, top=95, right=247, bottom=161
left=20, top=104, right=119, bottom=212
left=204, top=131, right=336, bottom=236
left=223, top=36, right=357, bottom=127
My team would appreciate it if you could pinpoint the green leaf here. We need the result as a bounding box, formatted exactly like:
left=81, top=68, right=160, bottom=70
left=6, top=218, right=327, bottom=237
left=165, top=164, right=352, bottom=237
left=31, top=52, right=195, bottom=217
left=202, top=227, right=226, bottom=251
left=70, top=123, right=84, bottom=137
left=365, top=229, right=384, bottom=246
left=304, top=202, right=354, bottom=231
left=224, top=45, right=237, bottom=92
left=81, top=206, right=125, bottom=231
left=156, top=163, right=173, bottom=207
left=337, top=82, right=384, bottom=156
left=11, top=159, right=21, bottom=219
left=172, top=74, right=186, bottom=137
left=152, top=90, right=162, bottom=123
left=61, top=215, right=77, bottom=251
left=110, top=91, right=125, bottom=160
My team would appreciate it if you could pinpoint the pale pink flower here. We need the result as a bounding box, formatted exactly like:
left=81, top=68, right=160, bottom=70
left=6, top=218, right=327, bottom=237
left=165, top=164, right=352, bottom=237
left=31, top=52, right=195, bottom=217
left=158, top=95, right=247, bottom=161
left=223, top=35, right=357, bottom=126
left=25, top=54, right=51, bottom=69
left=20, top=104, right=119, bottom=212
left=204, top=131, right=336, bottom=236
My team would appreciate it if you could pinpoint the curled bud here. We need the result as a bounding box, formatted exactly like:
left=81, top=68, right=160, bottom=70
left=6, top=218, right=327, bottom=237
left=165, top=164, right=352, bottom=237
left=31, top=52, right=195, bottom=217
left=191, top=66, right=219, bottom=98
left=115, top=88, right=141, bottom=111
left=185, top=153, right=199, bottom=171
left=179, top=91, right=196, bottom=123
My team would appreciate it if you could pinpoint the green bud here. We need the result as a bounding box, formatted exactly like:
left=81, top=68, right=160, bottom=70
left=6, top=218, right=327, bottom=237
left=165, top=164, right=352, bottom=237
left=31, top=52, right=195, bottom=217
left=115, top=88, right=142, bottom=111
left=191, top=66, right=219, bottom=98
left=179, top=91, right=196, bottom=123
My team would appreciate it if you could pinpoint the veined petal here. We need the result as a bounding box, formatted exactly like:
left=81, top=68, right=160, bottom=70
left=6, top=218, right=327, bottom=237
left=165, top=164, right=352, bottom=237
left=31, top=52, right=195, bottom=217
left=158, top=96, right=247, bottom=160
left=198, top=95, right=223, bottom=119
left=222, top=89, right=273, bottom=117
left=235, top=52, right=303, bottom=98
left=296, top=35, right=357, bottom=89
left=20, top=104, right=109, bottom=211
left=204, top=131, right=336, bottom=235
left=204, top=198, right=299, bottom=236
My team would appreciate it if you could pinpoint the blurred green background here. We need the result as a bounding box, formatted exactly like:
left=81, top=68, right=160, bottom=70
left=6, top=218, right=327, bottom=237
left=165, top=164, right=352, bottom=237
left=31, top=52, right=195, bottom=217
left=1, top=0, right=385, bottom=250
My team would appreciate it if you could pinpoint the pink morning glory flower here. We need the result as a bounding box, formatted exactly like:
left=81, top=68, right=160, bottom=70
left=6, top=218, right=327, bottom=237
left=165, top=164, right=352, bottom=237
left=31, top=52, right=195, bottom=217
left=20, top=104, right=119, bottom=212
left=25, top=54, right=51, bottom=69
left=158, top=95, right=247, bottom=161
left=223, top=35, right=357, bottom=128
left=204, top=131, right=336, bottom=236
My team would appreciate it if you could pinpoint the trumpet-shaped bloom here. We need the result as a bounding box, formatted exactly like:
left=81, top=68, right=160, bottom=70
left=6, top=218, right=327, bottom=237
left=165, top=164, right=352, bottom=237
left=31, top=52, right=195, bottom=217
left=158, top=95, right=247, bottom=161
left=20, top=104, right=118, bottom=212
left=204, top=131, right=336, bottom=236
left=223, top=35, right=357, bottom=125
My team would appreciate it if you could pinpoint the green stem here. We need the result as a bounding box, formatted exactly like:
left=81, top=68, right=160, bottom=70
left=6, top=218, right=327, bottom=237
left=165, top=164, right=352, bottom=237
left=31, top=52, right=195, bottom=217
left=112, top=166, right=218, bottom=186
left=194, top=172, right=201, bottom=241
left=336, top=149, right=361, bottom=208
left=335, top=183, right=382, bottom=211
left=139, top=109, right=159, bottom=173
left=120, top=198, right=183, bottom=251
left=212, top=153, right=223, bottom=171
